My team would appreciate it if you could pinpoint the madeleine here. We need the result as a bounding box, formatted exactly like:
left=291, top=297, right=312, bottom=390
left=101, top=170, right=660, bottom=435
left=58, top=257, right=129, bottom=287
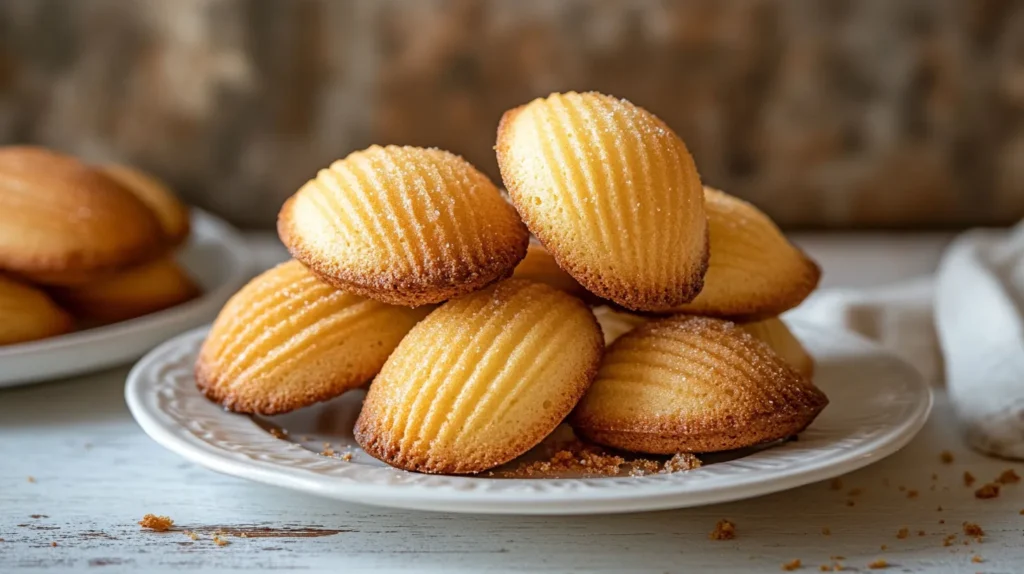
left=0, top=275, right=73, bottom=345
left=740, top=318, right=814, bottom=379
left=670, top=187, right=820, bottom=320
left=496, top=91, right=708, bottom=312
left=196, top=260, right=432, bottom=414
left=101, top=164, right=191, bottom=248
left=355, top=279, right=603, bottom=474
left=571, top=315, right=827, bottom=454
left=279, top=145, right=529, bottom=306
left=0, top=147, right=164, bottom=284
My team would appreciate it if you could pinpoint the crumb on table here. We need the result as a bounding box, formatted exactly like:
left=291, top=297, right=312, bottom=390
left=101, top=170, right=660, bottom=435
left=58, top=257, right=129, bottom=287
left=50, top=542, right=57, bottom=547
left=27, top=476, right=35, bottom=483
left=781, top=558, right=801, bottom=571
left=830, top=478, right=843, bottom=491
left=907, top=489, right=918, bottom=499
left=974, top=483, right=1000, bottom=499
left=964, top=471, right=976, bottom=487
left=821, top=527, right=831, bottom=536
left=940, top=450, right=954, bottom=464
left=868, top=559, right=888, bottom=569
left=709, top=519, right=736, bottom=540
left=962, top=522, right=985, bottom=537
left=138, top=514, right=174, bottom=532
left=896, top=527, right=909, bottom=539
left=996, top=469, right=1020, bottom=484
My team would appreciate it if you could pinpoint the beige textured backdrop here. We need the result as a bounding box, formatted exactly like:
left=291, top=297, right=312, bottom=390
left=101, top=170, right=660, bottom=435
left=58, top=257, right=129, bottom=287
left=1, top=0, right=1023, bottom=228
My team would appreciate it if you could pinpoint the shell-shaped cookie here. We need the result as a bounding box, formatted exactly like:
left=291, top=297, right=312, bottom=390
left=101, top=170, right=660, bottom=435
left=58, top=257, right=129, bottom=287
left=496, top=91, right=709, bottom=312
left=571, top=315, right=828, bottom=454
left=278, top=145, right=529, bottom=306
left=0, top=147, right=164, bottom=284
left=0, top=275, right=73, bottom=345
left=740, top=318, right=814, bottom=379
left=355, top=279, right=604, bottom=474
left=196, top=260, right=432, bottom=414
left=51, top=256, right=200, bottom=323
left=671, top=187, right=820, bottom=320
left=101, top=164, right=191, bottom=248
left=511, top=242, right=588, bottom=299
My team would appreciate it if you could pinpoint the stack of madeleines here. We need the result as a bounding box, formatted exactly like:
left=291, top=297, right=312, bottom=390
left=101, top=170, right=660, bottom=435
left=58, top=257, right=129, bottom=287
left=198, top=91, right=828, bottom=475
left=0, top=147, right=200, bottom=346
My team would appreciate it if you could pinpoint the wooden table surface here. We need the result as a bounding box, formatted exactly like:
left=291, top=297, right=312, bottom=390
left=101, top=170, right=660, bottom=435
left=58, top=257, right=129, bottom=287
left=4, top=232, right=1023, bottom=574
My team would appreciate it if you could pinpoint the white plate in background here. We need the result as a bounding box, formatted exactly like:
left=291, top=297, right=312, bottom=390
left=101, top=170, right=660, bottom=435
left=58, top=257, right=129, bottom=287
left=0, top=209, right=251, bottom=387
left=125, top=321, right=932, bottom=515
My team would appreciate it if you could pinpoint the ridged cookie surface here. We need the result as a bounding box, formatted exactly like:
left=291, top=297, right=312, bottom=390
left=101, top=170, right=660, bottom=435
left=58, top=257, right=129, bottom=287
left=740, top=318, right=814, bottom=379
left=196, top=260, right=431, bottom=414
left=279, top=145, right=529, bottom=306
left=52, top=256, right=200, bottom=323
left=571, top=315, right=827, bottom=454
left=0, top=147, right=164, bottom=283
left=355, top=279, right=603, bottom=474
left=670, top=187, right=820, bottom=320
left=496, top=91, right=708, bottom=312
left=101, top=164, right=191, bottom=248
left=0, top=275, right=73, bottom=345
left=511, top=242, right=588, bottom=299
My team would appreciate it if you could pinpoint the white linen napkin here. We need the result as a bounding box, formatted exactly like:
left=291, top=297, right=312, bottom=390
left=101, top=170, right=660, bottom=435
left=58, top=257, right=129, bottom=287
left=788, top=224, right=1024, bottom=460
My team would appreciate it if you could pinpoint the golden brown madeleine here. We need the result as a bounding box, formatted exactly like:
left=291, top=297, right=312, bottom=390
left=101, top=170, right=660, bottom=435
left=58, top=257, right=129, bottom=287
left=511, top=242, right=588, bottom=298
left=571, top=315, right=828, bottom=454
left=355, top=279, right=603, bottom=474
left=740, top=318, right=814, bottom=379
left=278, top=145, right=529, bottom=306
left=496, top=91, right=708, bottom=312
left=0, top=275, right=73, bottom=345
left=592, top=305, right=648, bottom=345
left=0, top=146, right=164, bottom=284
left=101, top=164, right=191, bottom=248
left=670, top=187, right=821, bottom=320
left=196, top=260, right=431, bottom=414
left=51, top=256, right=201, bottom=323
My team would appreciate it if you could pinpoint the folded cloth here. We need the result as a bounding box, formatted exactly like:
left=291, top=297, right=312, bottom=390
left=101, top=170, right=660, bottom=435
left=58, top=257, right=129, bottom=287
left=788, top=225, right=1024, bottom=460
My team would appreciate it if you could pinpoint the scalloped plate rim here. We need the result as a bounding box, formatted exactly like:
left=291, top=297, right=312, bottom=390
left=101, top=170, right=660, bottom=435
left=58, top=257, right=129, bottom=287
left=125, top=320, right=932, bottom=515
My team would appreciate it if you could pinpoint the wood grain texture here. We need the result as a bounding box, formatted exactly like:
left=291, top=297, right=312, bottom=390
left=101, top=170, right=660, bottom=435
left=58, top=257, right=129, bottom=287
left=1, top=0, right=1024, bottom=228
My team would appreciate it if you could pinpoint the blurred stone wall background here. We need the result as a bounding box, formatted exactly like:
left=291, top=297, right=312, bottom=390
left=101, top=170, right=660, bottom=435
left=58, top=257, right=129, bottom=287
left=1, top=0, right=1023, bottom=229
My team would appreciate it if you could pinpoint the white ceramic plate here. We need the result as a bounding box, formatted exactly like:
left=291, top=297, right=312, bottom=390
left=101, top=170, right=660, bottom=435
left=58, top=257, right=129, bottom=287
left=0, top=210, right=251, bottom=387
left=125, top=320, right=932, bottom=515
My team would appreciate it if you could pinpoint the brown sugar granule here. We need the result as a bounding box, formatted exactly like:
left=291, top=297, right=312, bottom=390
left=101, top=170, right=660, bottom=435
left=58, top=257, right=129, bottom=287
left=709, top=519, right=736, bottom=540
left=996, top=469, right=1021, bottom=484
left=962, top=522, right=985, bottom=537
left=781, top=559, right=802, bottom=571
left=27, top=476, right=35, bottom=483
left=972, top=554, right=984, bottom=563
left=664, top=452, right=701, bottom=473
left=138, top=514, right=174, bottom=532
left=821, top=527, right=831, bottom=536
left=868, top=559, right=888, bottom=569
left=974, top=483, right=1000, bottom=499
left=847, top=488, right=863, bottom=496
left=964, top=471, right=976, bottom=487
left=940, top=450, right=954, bottom=464
left=830, top=478, right=843, bottom=490
left=212, top=535, right=229, bottom=547
left=183, top=530, right=199, bottom=541
left=907, top=489, right=919, bottom=499
left=896, top=527, right=909, bottom=539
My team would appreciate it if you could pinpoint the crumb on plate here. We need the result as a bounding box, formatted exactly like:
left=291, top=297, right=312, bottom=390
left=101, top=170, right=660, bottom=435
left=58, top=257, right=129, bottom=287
left=782, top=559, right=801, bottom=571
left=962, top=522, right=984, bottom=537
left=996, top=469, right=1020, bottom=484
left=964, top=471, right=976, bottom=487
left=868, top=559, right=888, bottom=569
